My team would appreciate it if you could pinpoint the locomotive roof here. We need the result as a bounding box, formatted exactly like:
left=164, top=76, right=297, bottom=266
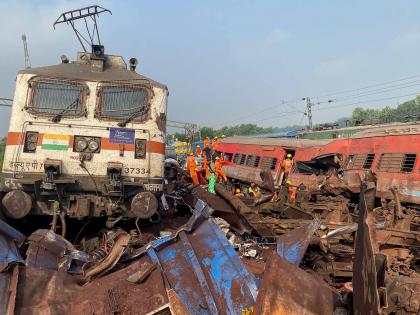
left=18, top=52, right=167, bottom=90
left=220, top=136, right=331, bottom=147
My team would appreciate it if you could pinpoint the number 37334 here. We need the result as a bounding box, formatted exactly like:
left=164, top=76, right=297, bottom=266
left=123, top=167, right=150, bottom=175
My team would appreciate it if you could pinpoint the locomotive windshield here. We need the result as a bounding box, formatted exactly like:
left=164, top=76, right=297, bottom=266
left=28, top=79, right=86, bottom=116
left=97, top=85, right=149, bottom=121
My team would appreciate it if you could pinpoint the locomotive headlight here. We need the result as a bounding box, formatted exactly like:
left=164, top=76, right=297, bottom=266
left=88, top=139, right=99, bottom=151
left=135, top=139, right=147, bottom=159
left=24, top=131, right=38, bottom=153
left=74, top=136, right=101, bottom=153
left=76, top=138, right=88, bottom=151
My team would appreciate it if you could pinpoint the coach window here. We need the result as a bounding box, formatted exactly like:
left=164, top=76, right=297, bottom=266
left=224, top=152, right=233, bottom=162
left=377, top=153, right=416, bottom=173
left=96, top=84, right=150, bottom=121
left=346, top=155, right=354, bottom=168
left=346, top=153, right=375, bottom=169
left=233, top=153, right=241, bottom=164
left=261, top=157, right=277, bottom=170
left=240, top=154, right=247, bottom=165
left=401, top=154, right=416, bottom=172
left=254, top=156, right=261, bottom=167
left=27, top=79, right=87, bottom=117
left=363, top=154, right=375, bottom=169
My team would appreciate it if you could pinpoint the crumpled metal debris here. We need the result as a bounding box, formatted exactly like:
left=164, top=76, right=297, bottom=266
left=0, top=220, right=25, bottom=272
left=26, top=229, right=89, bottom=273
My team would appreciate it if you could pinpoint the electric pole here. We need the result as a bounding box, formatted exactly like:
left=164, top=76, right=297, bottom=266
left=21, top=34, right=31, bottom=69
left=306, top=97, right=313, bottom=130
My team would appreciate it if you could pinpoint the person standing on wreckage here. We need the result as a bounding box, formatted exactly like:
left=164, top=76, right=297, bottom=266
left=281, top=153, right=294, bottom=183
left=187, top=153, right=199, bottom=185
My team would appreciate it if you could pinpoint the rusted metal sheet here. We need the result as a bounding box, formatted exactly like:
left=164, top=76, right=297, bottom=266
left=25, top=229, right=89, bottom=272
left=0, top=265, right=19, bottom=315
left=190, top=186, right=253, bottom=234
left=253, top=252, right=335, bottom=315
left=0, top=219, right=25, bottom=272
left=276, top=220, right=320, bottom=266
left=144, top=217, right=258, bottom=314
left=353, top=182, right=381, bottom=315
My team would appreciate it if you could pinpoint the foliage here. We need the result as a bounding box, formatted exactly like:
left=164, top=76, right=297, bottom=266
left=351, top=96, right=420, bottom=124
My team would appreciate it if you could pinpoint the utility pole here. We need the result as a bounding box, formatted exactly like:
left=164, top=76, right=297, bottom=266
left=21, top=34, right=31, bottom=69
left=306, top=97, right=313, bottom=130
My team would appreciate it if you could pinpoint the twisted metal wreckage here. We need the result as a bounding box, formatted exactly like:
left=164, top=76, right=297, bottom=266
left=0, top=161, right=419, bottom=314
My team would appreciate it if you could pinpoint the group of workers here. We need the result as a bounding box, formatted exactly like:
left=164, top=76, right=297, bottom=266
left=186, top=138, right=297, bottom=202
left=187, top=135, right=227, bottom=186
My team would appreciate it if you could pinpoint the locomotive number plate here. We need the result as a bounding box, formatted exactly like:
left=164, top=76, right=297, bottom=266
left=123, top=167, right=150, bottom=175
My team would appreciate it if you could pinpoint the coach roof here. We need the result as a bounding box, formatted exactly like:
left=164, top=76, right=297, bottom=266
left=221, top=136, right=331, bottom=147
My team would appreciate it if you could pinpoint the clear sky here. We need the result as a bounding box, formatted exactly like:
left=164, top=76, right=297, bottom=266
left=1, top=0, right=420, bottom=135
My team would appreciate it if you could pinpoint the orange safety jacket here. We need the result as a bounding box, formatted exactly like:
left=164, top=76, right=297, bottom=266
left=213, top=139, right=220, bottom=150
left=281, top=158, right=293, bottom=173
left=187, top=156, right=197, bottom=170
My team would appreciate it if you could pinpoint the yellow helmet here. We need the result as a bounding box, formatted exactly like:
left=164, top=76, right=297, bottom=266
left=287, top=153, right=292, bottom=158
left=221, top=135, right=225, bottom=138
left=286, top=180, right=292, bottom=185
left=196, top=145, right=200, bottom=147
left=235, top=188, right=241, bottom=193
left=189, top=153, right=193, bottom=156
left=215, top=156, right=220, bottom=160
left=214, top=136, right=218, bottom=139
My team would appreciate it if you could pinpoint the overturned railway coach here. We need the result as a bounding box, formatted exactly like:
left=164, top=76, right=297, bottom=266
left=289, top=123, right=420, bottom=204
left=217, top=136, right=330, bottom=186
left=1, top=51, right=168, bottom=220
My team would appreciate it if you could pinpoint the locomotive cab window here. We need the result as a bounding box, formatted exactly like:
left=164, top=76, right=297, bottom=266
left=97, top=85, right=150, bottom=121
left=27, top=79, right=86, bottom=116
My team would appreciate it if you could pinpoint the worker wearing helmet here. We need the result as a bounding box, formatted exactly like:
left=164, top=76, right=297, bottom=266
left=204, top=136, right=211, bottom=148
left=221, top=135, right=225, bottom=139
left=203, top=157, right=211, bottom=180
left=235, top=188, right=244, bottom=197
left=214, top=156, right=227, bottom=183
left=194, top=145, right=202, bottom=156
left=281, top=153, right=294, bottom=182
left=187, top=153, right=199, bottom=185
left=248, top=183, right=261, bottom=198
left=286, top=180, right=297, bottom=203
left=212, top=136, right=220, bottom=151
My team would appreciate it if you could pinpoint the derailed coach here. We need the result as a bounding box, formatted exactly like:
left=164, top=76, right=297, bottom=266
left=1, top=47, right=168, bottom=222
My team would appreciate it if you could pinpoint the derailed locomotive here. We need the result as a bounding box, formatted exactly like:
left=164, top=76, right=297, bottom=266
left=1, top=50, right=168, bottom=221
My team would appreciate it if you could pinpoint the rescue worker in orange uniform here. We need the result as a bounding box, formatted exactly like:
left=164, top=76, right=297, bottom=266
left=212, top=136, right=220, bottom=151
left=195, top=145, right=202, bottom=156
left=204, top=137, right=211, bottom=148
left=187, top=153, right=199, bottom=185
left=214, top=156, right=227, bottom=183
left=203, top=158, right=211, bottom=180
left=281, top=153, right=294, bottom=182
left=286, top=180, right=297, bottom=203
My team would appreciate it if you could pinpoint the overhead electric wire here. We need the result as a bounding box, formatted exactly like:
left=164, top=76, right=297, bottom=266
left=315, top=92, right=419, bottom=111
left=214, top=98, right=304, bottom=127
left=316, top=80, right=420, bottom=104
left=312, top=73, right=420, bottom=99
